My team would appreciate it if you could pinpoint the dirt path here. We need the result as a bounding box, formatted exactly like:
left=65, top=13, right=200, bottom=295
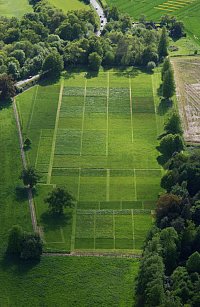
left=43, top=251, right=142, bottom=259
left=13, top=98, right=38, bottom=233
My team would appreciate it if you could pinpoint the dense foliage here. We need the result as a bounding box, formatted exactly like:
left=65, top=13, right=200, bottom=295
left=0, top=0, right=178, bottom=82
left=136, top=146, right=200, bottom=306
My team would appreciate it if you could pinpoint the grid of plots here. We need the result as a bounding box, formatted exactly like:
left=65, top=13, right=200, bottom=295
left=75, top=211, right=153, bottom=250
left=51, top=72, right=162, bottom=203
left=17, top=70, right=162, bottom=251
left=155, top=0, right=196, bottom=13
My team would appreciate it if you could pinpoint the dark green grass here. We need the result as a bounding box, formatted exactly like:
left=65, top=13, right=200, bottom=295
left=0, top=256, right=139, bottom=306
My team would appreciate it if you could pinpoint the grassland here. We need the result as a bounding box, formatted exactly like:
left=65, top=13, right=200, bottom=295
left=0, top=0, right=32, bottom=18
left=48, top=0, right=90, bottom=12
left=0, top=97, right=139, bottom=307
left=106, top=0, right=200, bottom=44
left=16, top=68, right=166, bottom=252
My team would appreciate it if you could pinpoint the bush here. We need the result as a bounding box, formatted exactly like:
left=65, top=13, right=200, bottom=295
left=147, top=61, right=156, bottom=72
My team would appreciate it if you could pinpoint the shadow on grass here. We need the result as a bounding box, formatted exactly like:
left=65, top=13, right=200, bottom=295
left=1, top=253, right=40, bottom=274
left=0, top=98, right=12, bottom=110
left=157, top=154, right=169, bottom=166
left=39, top=74, right=60, bottom=87
left=40, top=211, right=72, bottom=232
left=157, top=98, right=173, bottom=115
left=112, top=66, right=141, bottom=78
left=15, top=186, right=28, bottom=202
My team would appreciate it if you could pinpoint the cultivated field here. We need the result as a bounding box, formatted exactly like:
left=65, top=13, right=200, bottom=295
left=48, top=0, right=90, bottom=12
left=0, top=0, right=32, bottom=18
left=0, top=97, right=139, bottom=307
left=172, top=57, right=200, bottom=143
left=17, top=69, right=164, bottom=252
left=107, top=0, right=200, bottom=41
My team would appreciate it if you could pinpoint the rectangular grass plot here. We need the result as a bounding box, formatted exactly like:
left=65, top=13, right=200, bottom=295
left=86, top=87, right=107, bottom=97
left=63, top=87, right=84, bottom=96
left=132, top=96, right=154, bottom=113
left=109, top=170, right=136, bottom=201
left=75, top=238, right=94, bottom=249
left=134, top=214, right=153, bottom=250
left=135, top=170, right=162, bottom=201
left=82, top=130, right=106, bottom=156
left=76, top=214, right=94, bottom=238
left=85, top=97, right=106, bottom=113
left=95, top=215, right=113, bottom=239
left=55, top=130, right=81, bottom=155
left=95, top=238, right=114, bottom=249
left=115, top=215, right=133, bottom=239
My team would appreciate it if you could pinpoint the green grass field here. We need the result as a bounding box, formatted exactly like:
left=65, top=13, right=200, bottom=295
left=0, top=0, right=32, bottom=18
left=0, top=98, right=139, bottom=306
left=16, top=68, right=165, bottom=252
left=106, top=0, right=200, bottom=43
left=48, top=0, right=90, bottom=12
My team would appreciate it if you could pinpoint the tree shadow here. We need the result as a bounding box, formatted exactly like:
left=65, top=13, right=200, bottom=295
left=0, top=252, right=40, bottom=275
left=157, top=154, right=169, bottom=166
left=113, top=66, right=141, bottom=78
left=15, top=186, right=28, bottom=202
left=0, top=98, right=12, bottom=110
left=85, top=70, right=99, bottom=79
left=39, top=74, right=60, bottom=87
left=157, top=98, right=173, bottom=115
left=40, top=211, right=72, bottom=232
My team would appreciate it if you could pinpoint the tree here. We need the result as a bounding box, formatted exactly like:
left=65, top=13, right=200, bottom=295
left=88, top=52, right=102, bottom=71
left=161, top=57, right=171, bottom=80
left=7, top=225, right=23, bottom=255
left=156, top=194, right=181, bottom=225
left=20, top=233, right=43, bottom=260
left=20, top=166, right=40, bottom=188
left=158, top=27, right=168, bottom=59
left=162, top=67, right=175, bottom=100
left=164, top=111, right=183, bottom=135
left=186, top=252, right=200, bottom=273
left=45, top=187, right=74, bottom=215
left=0, top=74, right=16, bottom=101
left=147, top=61, right=156, bottom=72
left=42, top=51, right=64, bottom=77
left=24, top=138, right=31, bottom=149
left=7, top=226, right=43, bottom=260
left=170, top=21, right=185, bottom=39
left=158, top=134, right=184, bottom=159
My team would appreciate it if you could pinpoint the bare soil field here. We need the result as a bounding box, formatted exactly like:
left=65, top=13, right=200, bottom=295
left=171, top=56, right=200, bottom=143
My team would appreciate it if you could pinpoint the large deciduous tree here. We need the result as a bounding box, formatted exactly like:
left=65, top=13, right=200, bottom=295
left=45, top=187, right=74, bottom=215
left=158, top=27, right=168, bottom=59
left=42, top=52, right=64, bottom=77
left=20, top=166, right=40, bottom=188
left=0, top=74, right=16, bottom=101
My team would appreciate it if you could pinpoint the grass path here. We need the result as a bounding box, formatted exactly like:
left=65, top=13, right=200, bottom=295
left=47, top=79, right=64, bottom=184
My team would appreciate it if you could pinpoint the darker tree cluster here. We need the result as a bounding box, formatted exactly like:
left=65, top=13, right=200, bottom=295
left=7, top=225, right=43, bottom=260
left=136, top=149, right=200, bottom=306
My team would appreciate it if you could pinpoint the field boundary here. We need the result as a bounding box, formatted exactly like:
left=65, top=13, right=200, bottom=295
left=47, top=80, right=64, bottom=184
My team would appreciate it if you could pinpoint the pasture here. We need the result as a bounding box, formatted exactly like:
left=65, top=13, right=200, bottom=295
left=0, top=0, right=32, bottom=18
left=16, top=68, right=164, bottom=252
left=0, top=100, right=139, bottom=306
left=106, top=0, right=200, bottom=42
left=48, top=0, right=90, bottom=12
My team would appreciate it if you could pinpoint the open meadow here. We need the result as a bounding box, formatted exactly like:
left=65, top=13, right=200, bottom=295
left=16, top=68, right=165, bottom=252
left=0, top=0, right=32, bottom=18
left=48, top=0, right=90, bottom=12
left=106, top=0, right=200, bottom=42
left=0, top=82, right=139, bottom=307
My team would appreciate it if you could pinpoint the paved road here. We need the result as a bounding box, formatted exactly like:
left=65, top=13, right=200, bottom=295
left=90, top=0, right=107, bottom=36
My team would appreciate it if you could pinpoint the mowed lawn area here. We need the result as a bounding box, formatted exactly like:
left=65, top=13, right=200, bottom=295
left=48, top=0, right=90, bottom=12
left=106, top=0, right=200, bottom=41
left=16, top=69, right=164, bottom=252
left=0, top=0, right=32, bottom=18
left=0, top=100, right=139, bottom=306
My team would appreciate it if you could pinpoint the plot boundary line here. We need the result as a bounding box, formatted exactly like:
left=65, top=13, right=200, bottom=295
left=129, top=75, right=134, bottom=143
left=27, top=85, right=39, bottom=131
left=151, top=75, right=159, bottom=137
left=106, top=72, right=109, bottom=156
left=52, top=167, right=162, bottom=171
left=131, top=209, right=135, bottom=249
left=77, top=167, right=81, bottom=201
left=134, top=169, right=137, bottom=200
left=80, top=79, right=87, bottom=156
left=94, top=211, right=96, bottom=250
left=47, top=80, right=64, bottom=184
left=106, top=169, right=110, bottom=201
left=34, top=130, right=42, bottom=169
left=113, top=211, right=115, bottom=249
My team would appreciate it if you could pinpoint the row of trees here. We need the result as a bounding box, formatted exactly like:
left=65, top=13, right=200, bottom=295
left=0, top=0, right=184, bottom=82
